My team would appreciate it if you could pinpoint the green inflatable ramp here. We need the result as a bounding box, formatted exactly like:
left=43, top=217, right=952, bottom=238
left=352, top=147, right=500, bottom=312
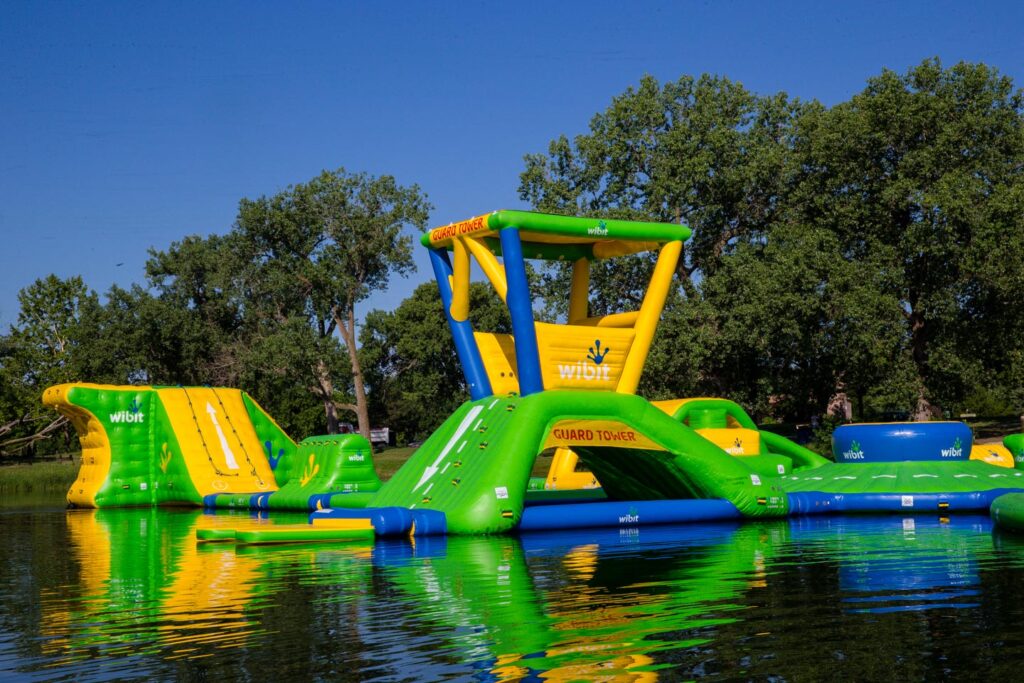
left=370, top=390, right=788, bottom=534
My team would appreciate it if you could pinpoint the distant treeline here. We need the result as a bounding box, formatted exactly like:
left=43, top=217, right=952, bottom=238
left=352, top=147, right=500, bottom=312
left=2, top=58, right=1023, bottom=458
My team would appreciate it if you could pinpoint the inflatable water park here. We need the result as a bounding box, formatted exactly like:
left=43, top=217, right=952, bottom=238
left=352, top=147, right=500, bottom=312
left=43, top=210, right=1024, bottom=542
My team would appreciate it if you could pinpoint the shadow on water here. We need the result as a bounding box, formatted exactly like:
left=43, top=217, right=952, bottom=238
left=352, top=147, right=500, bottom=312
left=2, top=507, right=1024, bottom=680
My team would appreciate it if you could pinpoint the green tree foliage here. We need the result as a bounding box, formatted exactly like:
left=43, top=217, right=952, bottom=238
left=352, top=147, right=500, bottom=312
left=361, top=282, right=510, bottom=441
left=789, top=59, right=1024, bottom=418
left=230, top=168, right=431, bottom=438
left=1, top=276, right=97, bottom=455
left=521, top=61, right=1024, bottom=421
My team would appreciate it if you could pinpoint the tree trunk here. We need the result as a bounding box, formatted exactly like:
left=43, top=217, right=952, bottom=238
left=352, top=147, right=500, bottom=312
left=908, top=307, right=940, bottom=421
left=913, top=389, right=941, bottom=422
left=334, top=304, right=371, bottom=441
left=314, top=358, right=339, bottom=434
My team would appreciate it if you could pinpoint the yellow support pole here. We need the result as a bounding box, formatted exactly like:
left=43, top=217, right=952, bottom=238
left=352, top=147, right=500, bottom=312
left=616, top=240, right=682, bottom=394
left=463, top=237, right=508, bottom=302
left=449, top=237, right=471, bottom=322
left=568, top=258, right=590, bottom=324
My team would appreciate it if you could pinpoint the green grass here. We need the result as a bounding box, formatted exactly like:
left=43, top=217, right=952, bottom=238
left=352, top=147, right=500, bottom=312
left=371, top=446, right=555, bottom=482
left=0, top=444, right=523, bottom=496
left=0, top=461, right=78, bottom=493
left=372, top=446, right=417, bottom=481
left=965, top=416, right=1024, bottom=441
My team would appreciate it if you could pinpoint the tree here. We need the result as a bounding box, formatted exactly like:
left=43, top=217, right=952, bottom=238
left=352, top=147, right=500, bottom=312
left=233, top=168, right=431, bottom=437
left=522, top=63, right=1024, bottom=422
left=0, top=276, right=99, bottom=456
left=519, top=74, right=810, bottom=413
left=144, top=233, right=247, bottom=385
left=789, top=59, right=1024, bottom=419
left=361, top=282, right=510, bottom=441
left=520, top=74, right=807, bottom=298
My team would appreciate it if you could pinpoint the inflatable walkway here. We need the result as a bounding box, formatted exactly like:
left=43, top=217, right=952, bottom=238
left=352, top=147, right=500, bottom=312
left=372, top=391, right=795, bottom=534
left=44, top=383, right=380, bottom=508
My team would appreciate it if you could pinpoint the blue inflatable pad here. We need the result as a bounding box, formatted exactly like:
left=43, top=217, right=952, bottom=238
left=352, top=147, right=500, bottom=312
left=309, top=506, right=413, bottom=536
left=788, top=488, right=1022, bottom=514
left=832, top=422, right=973, bottom=463
left=517, top=498, right=740, bottom=531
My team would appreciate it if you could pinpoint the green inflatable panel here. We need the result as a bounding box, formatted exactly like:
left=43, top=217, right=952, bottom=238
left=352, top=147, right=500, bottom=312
left=268, top=434, right=382, bottom=509
left=1006, top=434, right=1024, bottom=468
left=991, top=492, right=1024, bottom=533
left=370, top=391, right=789, bottom=534
left=779, top=459, right=1024, bottom=494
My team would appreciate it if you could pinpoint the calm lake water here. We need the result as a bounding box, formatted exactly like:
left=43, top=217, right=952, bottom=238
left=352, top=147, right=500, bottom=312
left=4, top=495, right=1024, bottom=681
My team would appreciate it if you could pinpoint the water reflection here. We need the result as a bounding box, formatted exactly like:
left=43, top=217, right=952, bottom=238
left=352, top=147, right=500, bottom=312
left=6, top=508, right=1019, bottom=680
left=787, top=516, right=988, bottom=614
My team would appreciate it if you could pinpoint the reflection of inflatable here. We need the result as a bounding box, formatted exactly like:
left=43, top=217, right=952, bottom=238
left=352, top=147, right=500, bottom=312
left=43, top=384, right=380, bottom=509
left=787, top=515, right=989, bottom=614
left=39, top=504, right=1009, bottom=677
left=39, top=507, right=379, bottom=667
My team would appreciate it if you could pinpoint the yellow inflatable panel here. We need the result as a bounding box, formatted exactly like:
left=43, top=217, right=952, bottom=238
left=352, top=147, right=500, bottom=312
left=156, top=388, right=277, bottom=496
left=475, top=323, right=636, bottom=394
left=542, top=447, right=600, bottom=490
left=970, top=443, right=1014, bottom=468
left=695, top=428, right=762, bottom=455
left=543, top=419, right=664, bottom=451
left=43, top=384, right=113, bottom=507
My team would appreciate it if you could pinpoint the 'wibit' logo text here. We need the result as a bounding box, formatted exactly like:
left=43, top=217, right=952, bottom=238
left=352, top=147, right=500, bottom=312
left=110, top=398, right=145, bottom=424
left=941, top=438, right=963, bottom=458
left=558, top=340, right=612, bottom=382
left=619, top=505, right=640, bottom=525
left=842, top=440, right=865, bottom=460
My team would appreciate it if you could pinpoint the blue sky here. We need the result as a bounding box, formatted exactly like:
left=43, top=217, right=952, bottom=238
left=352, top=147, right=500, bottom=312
left=2, top=0, right=1022, bottom=328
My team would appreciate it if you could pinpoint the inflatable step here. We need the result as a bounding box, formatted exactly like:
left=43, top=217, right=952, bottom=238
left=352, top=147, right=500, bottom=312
left=991, top=492, right=1024, bottom=533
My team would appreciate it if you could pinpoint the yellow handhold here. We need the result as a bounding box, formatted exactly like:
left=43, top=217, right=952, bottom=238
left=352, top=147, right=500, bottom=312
left=159, top=442, right=173, bottom=473
left=300, top=453, right=320, bottom=487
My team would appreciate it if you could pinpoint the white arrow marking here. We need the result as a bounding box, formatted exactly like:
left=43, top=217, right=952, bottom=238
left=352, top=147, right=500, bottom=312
left=206, top=402, right=239, bottom=470
left=415, top=405, right=483, bottom=490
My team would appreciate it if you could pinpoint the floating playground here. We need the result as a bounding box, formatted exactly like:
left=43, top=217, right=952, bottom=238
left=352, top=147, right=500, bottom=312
left=44, top=210, right=1024, bottom=541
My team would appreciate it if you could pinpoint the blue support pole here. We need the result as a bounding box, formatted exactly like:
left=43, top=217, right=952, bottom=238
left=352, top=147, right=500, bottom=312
left=499, top=227, right=544, bottom=396
left=428, top=248, right=493, bottom=400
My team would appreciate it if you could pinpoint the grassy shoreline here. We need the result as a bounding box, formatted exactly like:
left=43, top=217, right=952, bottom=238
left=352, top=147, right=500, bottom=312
left=0, top=461, right=78, bottom=494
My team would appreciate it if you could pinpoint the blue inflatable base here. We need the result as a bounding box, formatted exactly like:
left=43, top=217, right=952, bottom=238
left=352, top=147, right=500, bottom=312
left=310, top=506, right=447, bottom=536
left=788, top=488, right=1024, bottom=514
left=516, top=498, right=741, bottom=531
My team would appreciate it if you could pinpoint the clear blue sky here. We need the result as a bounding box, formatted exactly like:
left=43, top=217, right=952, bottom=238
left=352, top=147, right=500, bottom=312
left=2, top=0, right=1022, bottom=328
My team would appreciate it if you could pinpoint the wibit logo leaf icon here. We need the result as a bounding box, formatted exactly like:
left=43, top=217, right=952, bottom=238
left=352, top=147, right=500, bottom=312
left=159, top=442, right=173, bottom=473
left=129, top=398, right=141, bottom=414
left=587, top=339, right=610, bottom=365
left=300, top=454, right=320, bottom=487
left=265, top=441, right=285, bottom=470
left=953, top=437, right=962, bottom=450
left=851, top=440, right=861, bottom=453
